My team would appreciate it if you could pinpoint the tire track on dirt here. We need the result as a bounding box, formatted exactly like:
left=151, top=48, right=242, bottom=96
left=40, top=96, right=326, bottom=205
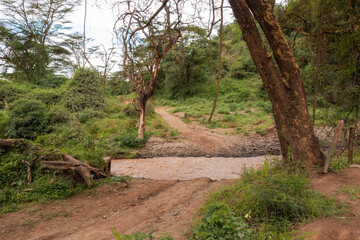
left=61, top=178, right=230, bottom=240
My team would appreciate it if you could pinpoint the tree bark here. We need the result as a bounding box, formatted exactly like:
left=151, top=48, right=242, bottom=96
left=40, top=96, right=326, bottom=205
left=229, top=0, right=325, bottom=167
left=138, top=98, right=147, bottom=139
left=209, top=0, right=224, bottom=123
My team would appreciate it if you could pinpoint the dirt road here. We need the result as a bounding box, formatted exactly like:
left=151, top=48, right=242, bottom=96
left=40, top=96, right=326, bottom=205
left=0, top=178, right=234, bottom=240
left=139, top=107, right=281, bottom=157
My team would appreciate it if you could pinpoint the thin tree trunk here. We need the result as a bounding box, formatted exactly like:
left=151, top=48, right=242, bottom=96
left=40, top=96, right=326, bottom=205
left=209, top=0, right=224, bottom=122
left=229, top=0, right=325, bottom=166
left=311, top=0, right=324, bottom=126
left=138, top=98, right=147, bottom=139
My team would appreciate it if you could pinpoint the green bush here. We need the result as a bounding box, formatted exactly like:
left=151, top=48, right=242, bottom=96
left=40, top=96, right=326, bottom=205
left=36, top=121, right=94, bottom=149
left=49, top=105, right=74, bottom=123
left=0, top=81, right=24, bottom=107
left=37, top=75, right=68, bottom=88
left=192, top=202, right=252, bottom=240
left=28, top=88, right=62, bottom=106
left=76, top=108, right=105, bottom=123
left=6, top=98, right=51, bottom=139
left=115, top=132, right=147, bottom=148
left=192, top=160, right=345, bottom=239
left=62, top=68, right=105, bottom=112
left=0, top=111, right=10, bottom=138
left=112, top=230, right=174, bottom=240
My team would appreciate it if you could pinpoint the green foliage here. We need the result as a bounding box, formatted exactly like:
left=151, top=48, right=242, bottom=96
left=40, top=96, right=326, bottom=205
left=160, top=27, right=216, bottom=99
left=112, top=229, right=174, bottom=240
left=48, top=105, right=74, bottom=123
left=0, top=0, right=79, bottom=83
left=62, top=68, right=105, bottom=112
left=339, top=184, right=360, bottom=200
left=278, top=0, right=360, bottom=127
left=192, top=160, right=345, bottom=239
left=37, top=75, right=68, bottom=88
left=76, top=108, right=106, bottom=123
left=0, top=80, right=24, bottom=105
left=0, top=111, right=10, bottom=138
left=6, top=98, right=51, bottom=139
left=104, top=75, right=131, bottom=96
left=192, top=202, right=252, bottom=240
left=27, top=88, right=63, bottom=106
left=115, top=132, right=147, bottom=148
left=0, top=149, right=87, bottom=214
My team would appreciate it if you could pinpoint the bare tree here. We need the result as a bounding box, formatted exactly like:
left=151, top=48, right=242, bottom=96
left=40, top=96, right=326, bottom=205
left=115, top=0, right=182, bottom=139
left=208, top=0, right=224, bottom=122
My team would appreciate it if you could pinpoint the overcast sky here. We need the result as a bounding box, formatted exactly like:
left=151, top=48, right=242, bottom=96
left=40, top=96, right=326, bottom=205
left=69, top=0, right=283, bottom=50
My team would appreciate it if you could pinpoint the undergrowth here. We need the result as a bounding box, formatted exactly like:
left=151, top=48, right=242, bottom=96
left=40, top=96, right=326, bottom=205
left=191, top=159, right=346, bottom=239
left=111, top=229, right=174, bottom=240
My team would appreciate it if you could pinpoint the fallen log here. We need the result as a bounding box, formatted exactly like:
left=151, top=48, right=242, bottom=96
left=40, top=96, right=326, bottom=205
left=0, top=139, right=107, bottom=187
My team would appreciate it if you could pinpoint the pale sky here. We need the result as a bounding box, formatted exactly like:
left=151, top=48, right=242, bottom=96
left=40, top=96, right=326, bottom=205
left=69, top=0, right=284, bottom=50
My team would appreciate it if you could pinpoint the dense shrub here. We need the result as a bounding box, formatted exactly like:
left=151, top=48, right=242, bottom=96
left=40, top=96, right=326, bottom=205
left=37, top=74, right=68, bottom=88
left=36, top=121, right=93, bottom=149
left=0, top=81, right=24, bottom=107
left=76, top=108, right=106, bottom=123
left=192, top=160, right=345, bottom=239
left=48, top=105, right=74, bottom=123
left=115, top=132, right=147, bottom=148
left=0, top=150, right=87, bottom=213
left=28, top=88, right=62, bottom=106
left=0, top=111, right=10, bottom=138
left=6, top=98, right=51, bottom=139
left=62, top=68, right=105, bottom=112
left=192, top=202, right=252, bottom=240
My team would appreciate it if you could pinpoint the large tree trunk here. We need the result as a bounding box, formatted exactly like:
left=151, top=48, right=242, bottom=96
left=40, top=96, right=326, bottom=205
left=138, top=98, right=147, bottom=139
left=229, top=0, right=325, bottom=167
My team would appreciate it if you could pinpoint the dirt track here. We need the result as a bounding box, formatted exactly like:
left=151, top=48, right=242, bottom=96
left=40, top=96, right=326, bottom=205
left=0, top=178, right=235, bottom=240
left=139, top=107, right=281, bottom=157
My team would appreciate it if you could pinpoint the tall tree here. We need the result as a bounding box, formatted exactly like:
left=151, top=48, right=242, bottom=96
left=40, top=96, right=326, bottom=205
left=208, top=0, right=224, bottom=122
left=115, top=0, right=182, bottom=139
left=0, top=0, right=80, bottom=83
left=228, top=0, right=325, bottom=167
left=278, top=0, right=360, bottom=130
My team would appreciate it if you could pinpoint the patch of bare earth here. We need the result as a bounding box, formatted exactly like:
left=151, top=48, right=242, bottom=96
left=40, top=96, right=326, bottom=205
left=0, top=178, right=235, bottom=240
left=297, top=167, right=360, bottom=240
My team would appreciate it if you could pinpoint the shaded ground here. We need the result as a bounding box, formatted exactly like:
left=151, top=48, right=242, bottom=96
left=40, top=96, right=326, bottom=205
left=297, top=167, right=360, bottom=240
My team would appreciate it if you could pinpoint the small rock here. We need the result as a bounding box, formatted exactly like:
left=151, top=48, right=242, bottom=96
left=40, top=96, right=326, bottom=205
left=113, top=209, right=118, bottom=212
left=205, top=155, right=211, bottom=158
left=102, top=216, right=107, bottom=219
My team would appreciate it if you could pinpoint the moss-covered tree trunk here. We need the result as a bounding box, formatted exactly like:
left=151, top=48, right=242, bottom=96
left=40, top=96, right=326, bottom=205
left=229, top=0, right=325, bottom=167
